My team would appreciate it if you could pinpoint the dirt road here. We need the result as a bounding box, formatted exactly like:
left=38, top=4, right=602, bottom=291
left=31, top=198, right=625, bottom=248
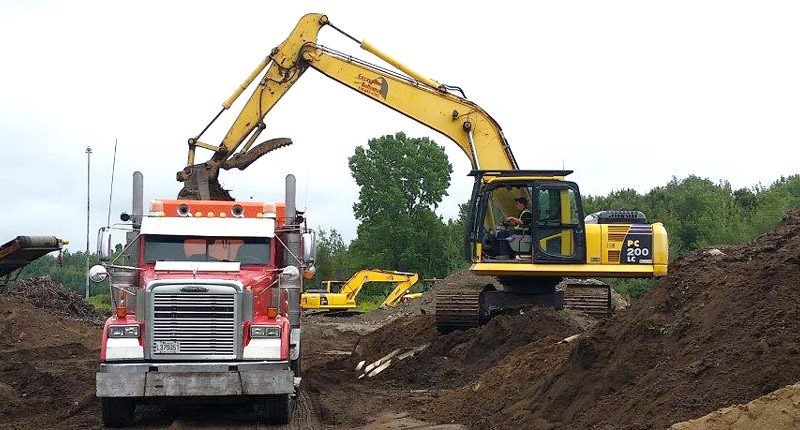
left=0, top=294, right=458, bottom=429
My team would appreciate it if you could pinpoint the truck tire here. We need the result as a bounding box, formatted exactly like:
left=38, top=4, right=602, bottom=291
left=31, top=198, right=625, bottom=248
left=256, top=394, right=291, bottom=425
left=101, top=397, right=135, bottom=427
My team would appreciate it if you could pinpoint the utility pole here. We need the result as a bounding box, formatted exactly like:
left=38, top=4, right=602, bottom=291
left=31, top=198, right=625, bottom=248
left=85, top=146, right=92, bottom=300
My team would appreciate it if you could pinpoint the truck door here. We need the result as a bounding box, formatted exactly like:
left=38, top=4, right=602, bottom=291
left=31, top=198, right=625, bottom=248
left=532, top=182, right=586, bottom=263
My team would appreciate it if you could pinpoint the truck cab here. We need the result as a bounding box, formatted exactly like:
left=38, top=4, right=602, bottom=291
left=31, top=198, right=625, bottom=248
left=92, top=173, right=313, bottom=426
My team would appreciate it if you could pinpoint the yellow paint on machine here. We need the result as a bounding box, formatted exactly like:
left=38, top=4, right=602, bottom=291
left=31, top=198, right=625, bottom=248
left=470, top=262, right=668, bottom=278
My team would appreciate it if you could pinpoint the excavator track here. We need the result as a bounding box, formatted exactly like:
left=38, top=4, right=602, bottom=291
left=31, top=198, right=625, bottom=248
left=560, top=279, right=614, bottom=318
left=435, top=287, right=482, bottom=333
left=434, top=276, right=494, bottom=333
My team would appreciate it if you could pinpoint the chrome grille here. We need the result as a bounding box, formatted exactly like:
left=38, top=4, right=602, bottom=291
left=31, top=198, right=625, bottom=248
left=151, top=288, right=238, bottom=359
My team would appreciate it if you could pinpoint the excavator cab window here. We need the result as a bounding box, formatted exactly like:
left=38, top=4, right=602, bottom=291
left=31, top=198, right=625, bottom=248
left=471, top=183, right=534, bottom=261
left=467, top=178, right=586, bottom=263
left=532, top=183, right=586, bottom=263
left=328, top=281, right=347, bottom=294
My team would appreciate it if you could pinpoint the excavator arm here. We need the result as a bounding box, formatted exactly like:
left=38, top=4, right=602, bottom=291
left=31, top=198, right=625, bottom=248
left=177, top=13, right=518, bottom=202
left=380, top=273, right=420, bottom=308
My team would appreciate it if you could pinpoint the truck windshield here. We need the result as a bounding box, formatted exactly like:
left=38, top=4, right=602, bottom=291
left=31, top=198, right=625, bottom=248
left=144, top=235, right=270, bottom=264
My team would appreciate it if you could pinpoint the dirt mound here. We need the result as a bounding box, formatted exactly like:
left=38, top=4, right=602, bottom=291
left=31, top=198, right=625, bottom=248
left=354, top=306, right=585, bottom=390
left=382, top=308, right=584, bottom=391
left=304, top=303, right=587, bottom=429
left=670, top=382, right=800, bottom=430
left=0, top=295, right=100, bottom=429
left=503, top=210, right=800, bottom=429
left=353, top=314, right=438, bottom=364
left=3, top=276, right=104, bottom=324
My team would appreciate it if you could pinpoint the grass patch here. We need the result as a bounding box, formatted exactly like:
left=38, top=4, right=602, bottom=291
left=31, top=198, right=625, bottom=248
left=89, top=293, right=112, bottom=312
left=356, top=298, right=384, bottom=312
left=609, top=278, right=658, bottom=302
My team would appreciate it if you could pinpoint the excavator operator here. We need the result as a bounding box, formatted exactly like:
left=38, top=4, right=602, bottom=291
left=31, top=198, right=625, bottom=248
left=507, top=197, right=532, bottom=229
left=495, top=197, right=532, bottom=259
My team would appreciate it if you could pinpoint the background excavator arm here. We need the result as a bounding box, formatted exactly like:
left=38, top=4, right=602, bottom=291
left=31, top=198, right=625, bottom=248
left=379, top=273, right=420, bottom=308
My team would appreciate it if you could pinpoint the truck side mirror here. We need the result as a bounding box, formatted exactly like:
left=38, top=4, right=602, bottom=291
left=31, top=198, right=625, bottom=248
left=97, top=227, right=112, bottom=261
left=89, top=264, right=109, bottom=283
left=281, top=265, right=300, bottom=281
left=302, top=231, right=317, bottom=263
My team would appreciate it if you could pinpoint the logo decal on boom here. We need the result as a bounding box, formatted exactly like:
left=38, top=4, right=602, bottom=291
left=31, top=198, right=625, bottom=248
left=356, top=74, right=389, bottom=100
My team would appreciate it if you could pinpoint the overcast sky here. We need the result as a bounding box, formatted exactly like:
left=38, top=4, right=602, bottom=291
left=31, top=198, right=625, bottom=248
left=1, top=1, right=798, bottom=252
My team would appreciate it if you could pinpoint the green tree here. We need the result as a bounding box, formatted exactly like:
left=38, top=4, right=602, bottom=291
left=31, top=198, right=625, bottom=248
left=310, top=229, right=353, bottom=288
left=347, top=132, right=453, bottom=278
left=444, top=202, right=470, bottom=273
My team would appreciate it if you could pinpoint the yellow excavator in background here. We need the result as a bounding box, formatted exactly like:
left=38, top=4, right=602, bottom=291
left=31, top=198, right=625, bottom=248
left=301, top=269, right=419, bottom=311
left=176, top=13, right=669, bottom=332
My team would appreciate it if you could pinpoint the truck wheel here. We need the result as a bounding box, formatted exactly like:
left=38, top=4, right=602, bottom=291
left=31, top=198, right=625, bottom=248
left=101, top=397, right=135, bottom=427
left=256, top=394, right=291, bottom=424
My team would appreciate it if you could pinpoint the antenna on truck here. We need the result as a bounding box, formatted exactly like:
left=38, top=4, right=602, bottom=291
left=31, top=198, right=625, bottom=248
left=106, top=138, right=119, bottom=227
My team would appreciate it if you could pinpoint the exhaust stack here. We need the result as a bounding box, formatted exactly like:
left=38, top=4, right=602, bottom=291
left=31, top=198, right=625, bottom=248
left=282, top=174, right=302, bottom=368
left=283, top=174, right=302, bottom=328
left=132, top=171, right=144, bottom=229
left=122, top=171, right=144, bottom=266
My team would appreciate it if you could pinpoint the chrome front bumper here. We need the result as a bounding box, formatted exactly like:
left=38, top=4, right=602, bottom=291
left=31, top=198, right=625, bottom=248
left=96, top=361, right=294, bottom=398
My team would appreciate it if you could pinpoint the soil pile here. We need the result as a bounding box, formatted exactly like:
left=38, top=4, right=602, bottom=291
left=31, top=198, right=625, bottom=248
left=304, top=303, right=586, bottom=429
left=670, top=382, right=800, bottom=430
left=376, top=308, right=585, bottom=390
left=3, top=276, right=104, bottom=324
left=353, top=314, right=439, bottom=364
left=0, top=295, right=100, bottom=429
left=506, top=210, right=800, bottom=429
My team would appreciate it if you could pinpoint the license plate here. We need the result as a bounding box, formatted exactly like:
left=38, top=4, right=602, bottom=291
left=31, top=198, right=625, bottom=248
left=154, top=341, right=180, bottom=354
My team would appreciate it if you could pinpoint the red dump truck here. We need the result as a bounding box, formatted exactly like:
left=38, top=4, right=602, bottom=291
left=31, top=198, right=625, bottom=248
left=90, top=172, right=314, bottom=426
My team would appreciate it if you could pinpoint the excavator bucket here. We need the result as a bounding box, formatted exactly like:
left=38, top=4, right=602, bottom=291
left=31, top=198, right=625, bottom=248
left=177, top=138, right=292, bottom=201
left=177, top=165, right=234, bottom=201
left=222, top=138, right=292, bottom=171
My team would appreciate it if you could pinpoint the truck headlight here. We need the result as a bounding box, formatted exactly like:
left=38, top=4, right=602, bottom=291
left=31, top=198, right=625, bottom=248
left=108, top=325, right=140, bottom=338
left=250, top=325, right=281, bottom=338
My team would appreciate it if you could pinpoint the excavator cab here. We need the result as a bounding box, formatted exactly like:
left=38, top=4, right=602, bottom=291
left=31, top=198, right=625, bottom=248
left=465, top=170, right=668, bottom=279
left=467, top=170, right=588, bottom=264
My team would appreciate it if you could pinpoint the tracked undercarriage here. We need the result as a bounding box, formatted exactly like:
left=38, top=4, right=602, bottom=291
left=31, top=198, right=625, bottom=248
left=435, top=274, right=615, bottom=333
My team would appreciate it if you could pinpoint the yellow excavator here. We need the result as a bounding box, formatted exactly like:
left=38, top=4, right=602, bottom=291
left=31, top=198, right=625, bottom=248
left=300, top=269, right=419, bottom=311
left=176, top=13, right=669, bottom=332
